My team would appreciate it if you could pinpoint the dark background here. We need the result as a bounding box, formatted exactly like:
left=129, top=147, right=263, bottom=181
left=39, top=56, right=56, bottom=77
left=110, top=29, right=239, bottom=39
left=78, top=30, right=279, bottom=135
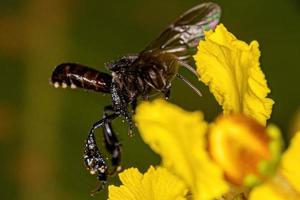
left=0, top=0, right=299, bottom=199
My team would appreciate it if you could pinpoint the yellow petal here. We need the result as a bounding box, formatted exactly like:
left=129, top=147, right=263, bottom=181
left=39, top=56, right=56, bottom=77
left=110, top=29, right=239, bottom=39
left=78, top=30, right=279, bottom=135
left=108, top=166, right=187, bottom=200
left=250, top=181, right=290, bottom=200
left=194, top=24, right=274, bottom=125
left=280, top=131, right=300, bottom=193
left=249, top=175, right=300, bottom=200
left=249, top=132, right=300, bottom=200
left=135, top=99, right=229, bottom=200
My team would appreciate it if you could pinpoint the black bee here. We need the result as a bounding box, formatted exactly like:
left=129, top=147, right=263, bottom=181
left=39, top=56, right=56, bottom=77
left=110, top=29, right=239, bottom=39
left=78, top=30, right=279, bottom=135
left=50, top=2, right=221, bottom=194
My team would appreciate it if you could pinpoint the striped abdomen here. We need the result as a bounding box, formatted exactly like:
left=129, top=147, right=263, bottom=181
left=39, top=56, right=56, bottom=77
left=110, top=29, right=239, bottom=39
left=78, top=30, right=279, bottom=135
left=50, top=63, right=112, bottom=93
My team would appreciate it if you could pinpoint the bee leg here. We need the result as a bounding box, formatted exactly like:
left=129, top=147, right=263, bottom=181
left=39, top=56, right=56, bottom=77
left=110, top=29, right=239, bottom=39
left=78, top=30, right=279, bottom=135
left=130, top=98, right=137, bottom=114
left=102, top=106, right=122, bottom=175
left=163, top=88, right=171, bottom=100
left=118, top=106, right=134, bottom=137
left=162, top=82, right=171, bottom=100
left=111, top=82, right=134, bottom=136
left=83, top=112, right=119, bottom=194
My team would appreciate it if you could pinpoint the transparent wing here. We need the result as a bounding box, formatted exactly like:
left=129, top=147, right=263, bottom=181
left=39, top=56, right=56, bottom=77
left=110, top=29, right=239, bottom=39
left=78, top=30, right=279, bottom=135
left=143, top=2, right=221, bottom=60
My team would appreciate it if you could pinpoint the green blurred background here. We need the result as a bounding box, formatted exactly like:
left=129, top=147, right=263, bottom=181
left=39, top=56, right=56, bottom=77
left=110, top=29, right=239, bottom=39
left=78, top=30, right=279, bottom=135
left=0, top=0, right=299, bottom=199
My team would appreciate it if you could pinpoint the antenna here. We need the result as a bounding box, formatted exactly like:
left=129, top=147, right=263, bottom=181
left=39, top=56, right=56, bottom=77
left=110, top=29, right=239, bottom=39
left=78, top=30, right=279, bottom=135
left=177, top=60, right=199, bottom=78
left=176, top=73, right=202, bottom=97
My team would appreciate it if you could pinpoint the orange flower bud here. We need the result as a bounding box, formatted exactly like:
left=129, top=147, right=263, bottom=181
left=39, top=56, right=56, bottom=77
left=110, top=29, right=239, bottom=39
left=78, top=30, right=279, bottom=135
left=208, top=114, right=272, bottom=185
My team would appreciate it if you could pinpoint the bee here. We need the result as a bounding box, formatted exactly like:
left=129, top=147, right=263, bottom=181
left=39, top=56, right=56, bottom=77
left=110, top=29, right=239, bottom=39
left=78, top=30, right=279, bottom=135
left=50, top=2, right=221, bottom=194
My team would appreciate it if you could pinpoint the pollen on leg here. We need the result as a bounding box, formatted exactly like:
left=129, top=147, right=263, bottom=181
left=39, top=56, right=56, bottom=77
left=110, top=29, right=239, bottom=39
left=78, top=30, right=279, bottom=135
left=116, top=166, right=122, bottom=172
left=99, top=165, right=106, bottom=173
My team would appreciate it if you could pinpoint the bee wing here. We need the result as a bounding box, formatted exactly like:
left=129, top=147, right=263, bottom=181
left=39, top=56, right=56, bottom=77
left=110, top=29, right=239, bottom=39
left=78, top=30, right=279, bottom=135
left=143, top=2, right=221, bottom=60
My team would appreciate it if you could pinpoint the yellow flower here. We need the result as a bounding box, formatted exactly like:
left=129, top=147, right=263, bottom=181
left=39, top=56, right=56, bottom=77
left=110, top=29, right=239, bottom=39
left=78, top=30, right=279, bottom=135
left=280, top=131, right=300, bottom=193
left=135, top=99, right=229, bottom=200
left=108, top=166, right=187, bottom=200
left=194, top=24, right=274, bottom=125
left=108, top=24, right=297, bottom=200
left=249, top=132, right=300, bottom=200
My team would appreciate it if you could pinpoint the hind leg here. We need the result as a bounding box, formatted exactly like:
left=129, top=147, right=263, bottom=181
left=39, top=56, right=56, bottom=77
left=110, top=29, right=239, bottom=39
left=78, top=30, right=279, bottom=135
left=83, top=111, right=119, bottom=192
left=102, top=106, right=122, bottom=174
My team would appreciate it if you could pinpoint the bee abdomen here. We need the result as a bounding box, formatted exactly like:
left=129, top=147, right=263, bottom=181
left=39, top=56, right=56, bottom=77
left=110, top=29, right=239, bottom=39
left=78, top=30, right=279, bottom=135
left=50, top=63, right=112, bottom=93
